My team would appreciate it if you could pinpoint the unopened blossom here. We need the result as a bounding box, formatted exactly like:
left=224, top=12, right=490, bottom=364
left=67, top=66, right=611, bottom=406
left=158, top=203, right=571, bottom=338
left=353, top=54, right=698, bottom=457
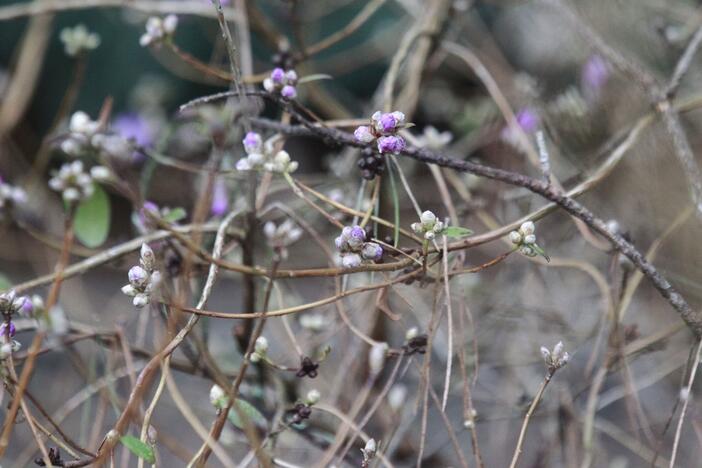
left=354, top=110, right=408, bottom=155
left=49, top=160, right=95, bottom=203
left=581, top=54, right=609, bottom=98
left=369, top=343, right=388, bottom=375
left=60, top=111, right=100, bottom=156
left=236, top=132, right=298, bottom=174
left=250, top=336, right=269, bottom=363
left=305, top=389, right=321, bottom=405
left=121, top=243, right=161, bottom=308
left=377, top=135, right=405, bottom=155
left=509, top=221, right=548, bottom=259
left=60, top=24, right=100, bottom=57
left=210, top=177, right=229, bottom=217
left=335, top=225, right=383, bottom=268
left=263, top=68, right=298, bottom=99
left=361, top=438, right=379, bottom=467
left=387, top=384, right=407, bottom=411
left=139, top=15, right=178, bottom=47
left=540, top=341, right=570, bottom=371
left=415, top=126, right=452, bottom=150
left=411, top=210, right=445, bottom=240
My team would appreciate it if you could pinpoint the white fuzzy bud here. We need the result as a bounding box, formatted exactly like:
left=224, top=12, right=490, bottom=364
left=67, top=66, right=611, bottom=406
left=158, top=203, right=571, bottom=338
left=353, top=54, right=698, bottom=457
left=254, top=336, right=268, bottom=354
left=519, top=221, right=535, bottom=235
left=369, top=343, right=388, bottom=375
left=420, top=210, right=436, bottom=226
left=405, top=327, right=419, bottom=341
left=306, top=389, right=321, bottom=405
left=509, top=231, right=522, bottom=244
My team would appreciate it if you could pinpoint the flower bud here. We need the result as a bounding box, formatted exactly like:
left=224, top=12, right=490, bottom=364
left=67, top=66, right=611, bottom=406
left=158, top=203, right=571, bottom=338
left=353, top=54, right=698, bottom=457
left=361, top=242, right=383, bottom=261
left=128, top=266, right=149, bottom=287
left=341, top=253, right=362, bottom=269
left=523, top=234, right=536, bottom=245
left=405, top=327, right=419, bottom=341
left=281, top=85, right=297, bottom=99
left=306, top=389, right=321, bottom=405
left=519, top=221, right=535, bottom=235
left=254, top=336, right=269, bottom=354
left=369, top=342, right=388, bottom=375
left=421, top=210, right=436, bottom=226
left=140, top=243, right=156, bottom=270
left=509, top=231, right=522, bottom=244
left=354, top=126, right=374, bottom=143
left=388, top=385, right=407, bottom=411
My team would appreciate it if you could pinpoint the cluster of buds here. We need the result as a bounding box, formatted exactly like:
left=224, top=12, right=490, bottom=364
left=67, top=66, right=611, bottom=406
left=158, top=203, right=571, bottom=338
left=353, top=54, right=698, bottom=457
left=61, top=111, right=131, bottom=164
left=262, top=68, right=298, bottom=99
left=540, top=341, right=570, bottom=372
left=354, top=111, right=407, bottom=155
left=402, top=327, right=427, bottom=355
left=59, top=24, right=100, bottom=57
left=334, top=225, right=383, bottom=268
left=0, top=290, right=33, bottom=356
left=139, top=15, right=178, bottom=47
left=249, top=336, right=268, bottom=363
left=49, top=160, right=105, bottom=203
left=509, top=221, right=548, bottom=259
left=411, top=210, right=445, bottom=241
left=0, top=177, right=26, bottom=211
left=121, top=243, right=161, bottom=308
left=263, top=219, right=303, bottom=259
left=361, top=439, right=379, bottom=468
left=236, top=132, right=298, bottom=173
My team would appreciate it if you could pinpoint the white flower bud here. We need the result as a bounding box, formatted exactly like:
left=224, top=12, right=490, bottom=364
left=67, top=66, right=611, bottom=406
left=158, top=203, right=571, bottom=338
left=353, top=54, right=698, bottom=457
left=306, top=389, right=321, bottom=405
left=133, top=294, right=150, bottom=308
left=210, top=384, right=227, bottom=407
left=369, top=343, right=388, bottom=375
left=420, top=210, right=436, bottom=226
left=509, top=231, right=522, bottom=244
left=523, top=234, right=536, bottom=245
left=140, top=243, right=155, bottom=270
left=163, top=14, right=178, bottom=34
left=254, top=336, right=268, bottom=354
left=520, top=221, right=535, bottom=235
left=388, top=385, right=407, bottom=411
left=362, top=438, right=378, bottom=460
left=121, top=284, right=137, bottom=297
left=249, top=352, right=261, bottom=363
left=424, top=231, right=435, bottom=241
left=540, top=346, right=551, bottom=362
left=405, top=327, right=419, bottom=341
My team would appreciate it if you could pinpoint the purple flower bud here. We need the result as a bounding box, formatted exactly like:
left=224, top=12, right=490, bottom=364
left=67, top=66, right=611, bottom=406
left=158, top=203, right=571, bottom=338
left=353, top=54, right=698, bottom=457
left=270, top=67, right=285, bottom=84
left=113, top=113, right=155, bottom=148
left=281, top=85, right=297, bottom=99
left=362, top=242, right=383, bottom=261
left=354, top=126, right=374, bottom=144
left=349, top=226, right=366, bottom=242
left=210, top=177, right=229, bottom=217
left=243, top=132, right=262, bottom=153
left=19, top=297, right=33, bottom=317
left=377, top=135, right=406, bottom=154
left=581, top=54, right=609, bottom=97
left=515, top=109, right=539, bottom=134
left=379, top=113, right=398, bottom=133
left=128, top=266, right=149, bottom=287
left=0, top=321, right=16, bottom=338
left=341, top=253, right=362, bottom=269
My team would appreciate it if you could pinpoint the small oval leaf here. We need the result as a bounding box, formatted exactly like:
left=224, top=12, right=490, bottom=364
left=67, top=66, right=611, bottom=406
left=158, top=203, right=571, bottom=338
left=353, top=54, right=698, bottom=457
left=442, top=226, right=473, bottom=238
left=74, top=185, right=111, bottom=248
left=120, top=435, right=155, bottom=463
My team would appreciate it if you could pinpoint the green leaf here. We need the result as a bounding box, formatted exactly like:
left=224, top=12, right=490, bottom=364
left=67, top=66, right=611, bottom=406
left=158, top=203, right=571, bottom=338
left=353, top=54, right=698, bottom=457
left=298, top=73, right=332, bottom=84
left=120, top=435, right=155, bottom=463
left=162, top=207, right=187, bottom=223
left=227, top=399, right=267, bottom=430
left=442, top=226, right=473, bottom=238
left=74, top=185, right=111, bottom=248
